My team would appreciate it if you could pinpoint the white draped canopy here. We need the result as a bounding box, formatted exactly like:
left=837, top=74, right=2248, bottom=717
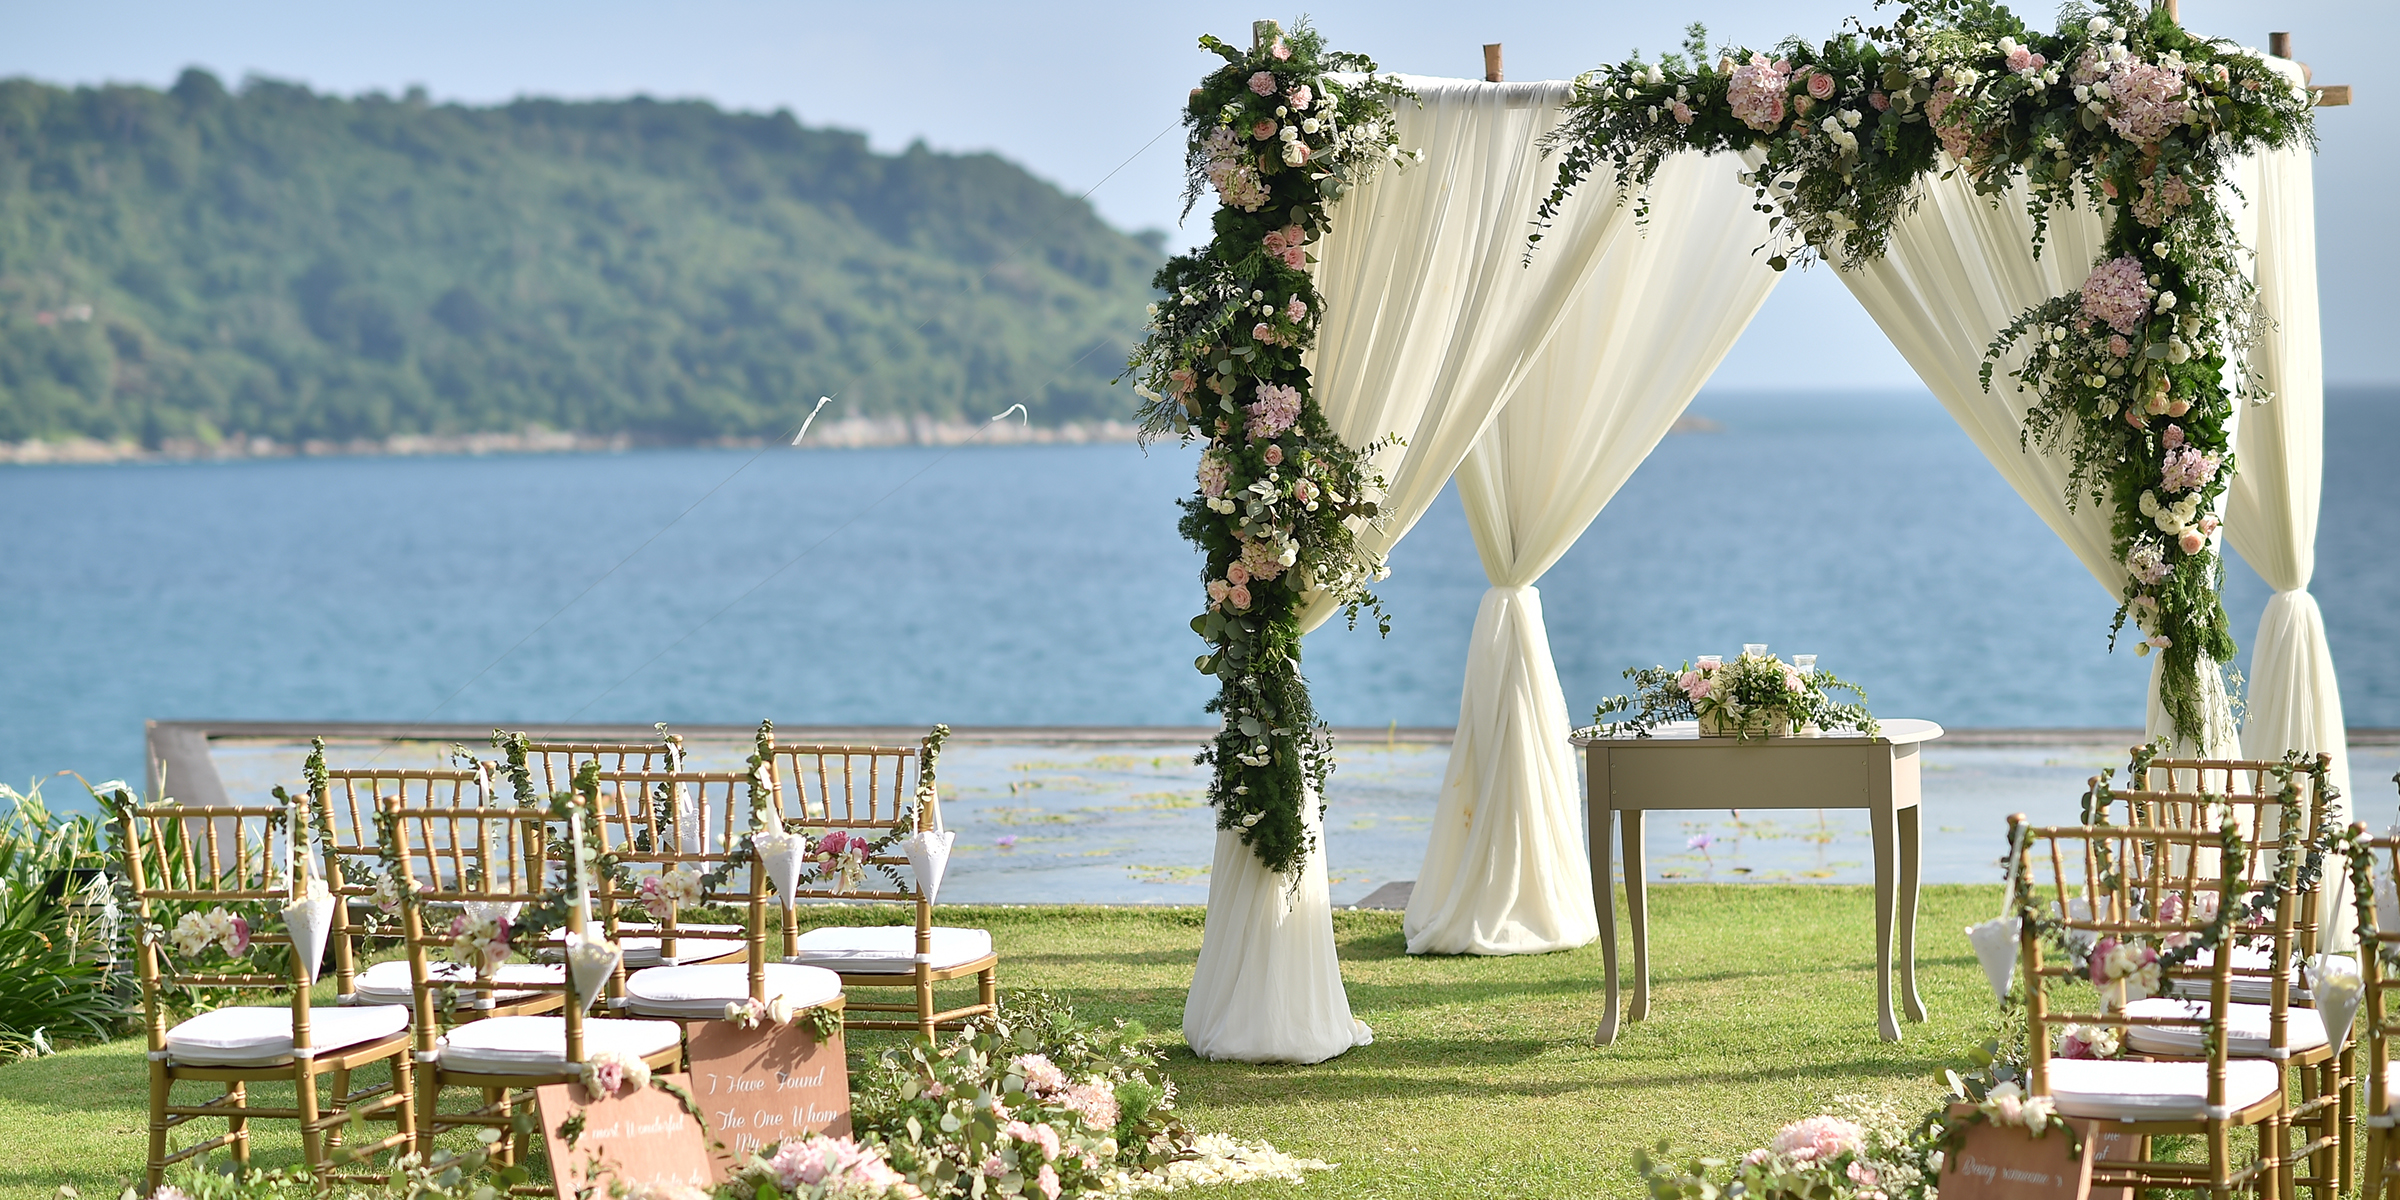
left=1184, top=70, right=2344, bottom=1061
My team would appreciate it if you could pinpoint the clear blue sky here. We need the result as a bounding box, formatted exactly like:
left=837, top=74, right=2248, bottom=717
left=1, top=0, right=2387, bottom=387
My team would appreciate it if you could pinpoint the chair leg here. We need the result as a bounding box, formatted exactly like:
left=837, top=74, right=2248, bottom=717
left=392, top=1054, right=418, bottom=1164
left=918, top=969, right=936, bottom=1042
left=415, top=1068, right=442, bottom=1162
left=296, top=1061, right=324, bottom=1172
left=226, top=1081, right=250, bottom=1170
left=325, top=1064, right=353, bottom=1155
left=980, top=967, right=997, bottom=1016
left=486, top=1088, right=512, bottom=1164
left=146, top=1058, right=171, bottom=1194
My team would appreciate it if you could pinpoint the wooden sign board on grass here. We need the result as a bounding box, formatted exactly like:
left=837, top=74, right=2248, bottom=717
left=685, top=1017, right=854, bottom=1177
left=534, top=1071, right=715, bottom=1200
left=1940, top=1113, right=2094, bottom=1200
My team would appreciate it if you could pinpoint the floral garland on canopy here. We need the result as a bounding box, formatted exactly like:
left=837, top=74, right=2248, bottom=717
left=1127, top=21, right=1414, bottom=875
left=1533, top=0, right=2315, bottom=743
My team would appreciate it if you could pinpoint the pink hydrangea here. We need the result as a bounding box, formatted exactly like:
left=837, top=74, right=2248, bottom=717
left=1203, top=127, right=1268, bottom=212
left=1248, top=71, right=1278, bottom=96
left=2105, top=60, right=2190, bottom=144
left=2108, top=334, right=2130, bottom=358
left=1061, top=1080, right=1120, bottom=1130
left=766, top=1135, right=920, bottom=1198
left=2079, top=256, right=2155, bottom=335
left=1237, top=537, right=1288, bottom=582
left=1012, top=1053, right=1069, bottom=1094
left=1270, top=42, right=1290, bottom=61
left=2132, top=171, right=2194, bottom=226
left=1726, top=54, right=1790, bottom=132
left=1246, top=382, right=1302, bottom=439
left=2126, top=542, right=2169, bottom=585
left=1036, top=1164, right=1062, bottom=1200
left=1925, top=79, right=1979, bottom=162
left=2159, top=446, right=2219, bottom=493
left=1769, top=1115, right=1865, bottom=1164
left=1196, top=453, right=1230, bottom=498
left=1252, top=321, right=1279, bottom=345
left=2161, top=424, right=2185, bottom=449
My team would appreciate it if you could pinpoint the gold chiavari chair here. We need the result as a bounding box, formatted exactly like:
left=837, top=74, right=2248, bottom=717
left=491, top=731, right=747, bottom=971
left=114, top=785, right=414, bottom=1190
left=2012, top=813, right=2288, bottom=1198
left=2356, top=824, right=2400, bottom=1198
left=759, top=723, right=995, bottom=1040
left=584, top=766, right=843, bottom=1040
left=2094, top=777, right=2343, bottom=1200
left=311, top=754, right=565, bottom=1020
left=388, top=780, right=681, bottom=1171
left=2130, top=748, right=2342, bottom=962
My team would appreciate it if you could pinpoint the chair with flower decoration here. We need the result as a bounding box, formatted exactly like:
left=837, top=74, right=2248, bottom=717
left=491, top=731, right=750, bottom=971
left=387, top=776, right=682, bottom=1171
left=308, top=750, right=566, bottom=1022
left=2010, top=812, right=2289, bottom=1198
left=2352, top=825, right=2400, bottom=1199
left=113, top=782, right=416, bottom=1191
left=757, top=722, right=995, bottom=1040
left=583, top=763, right=844, bottom=1054
left=2109, top=748, right=2350, bottom=1197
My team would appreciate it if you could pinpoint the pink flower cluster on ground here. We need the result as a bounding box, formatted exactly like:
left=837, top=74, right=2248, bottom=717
left=765, top=1134, right=923, bottom=1199
left=2079, top=256, right=2155, bottom=335
left=1246, top=382, right=1301, bottom=440
left=2105, top=60, right=2190, bottom=144
left=1768, top=1115, right=1864, bottom=1165
left=1726, top=55, right=1790, bottom=132
left=1012, top=1053, right=1122, bottom=1131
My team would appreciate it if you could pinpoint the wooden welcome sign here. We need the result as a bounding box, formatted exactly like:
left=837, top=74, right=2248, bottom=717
left=1939, top=1111, right=2095, bottom=1200
left=685, top=1017, right=854, bottom=1176
left=533, top=1072, right=716, bottom=1200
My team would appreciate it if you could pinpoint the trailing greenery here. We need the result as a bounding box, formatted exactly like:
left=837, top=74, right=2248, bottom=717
left=0, top=70, right=1163, bottom=447
left=1537, top=0, right=2316, bottom=744
left=1124, top=20, right=1413, bottom=877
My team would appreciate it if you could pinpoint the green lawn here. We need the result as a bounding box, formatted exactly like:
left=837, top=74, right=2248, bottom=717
left=0, top=886, right=2012, bottom=1200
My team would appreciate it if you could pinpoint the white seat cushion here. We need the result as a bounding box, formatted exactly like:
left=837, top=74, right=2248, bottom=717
left=2046, top=1058, right=2282, bottom=1121
left=624, top=963, right=843, bottom=1018
left=437, top=1015, right=681, bottom=1075
left=2121, top=998, right=2328, bottom=1057
left=619, top=937, right=746, bottom=969
left=786, top=926, right=993, bottom=973
left=2168, top=946, right=2308, bottom=1004
left=353, top=960, right=563, bottom=1007
left=166, top=1004, right=410, bottom=1067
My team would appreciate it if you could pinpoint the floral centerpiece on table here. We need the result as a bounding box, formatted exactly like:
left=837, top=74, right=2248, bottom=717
left=1588, top=653, right=1877, bottom=740
left=1124, top=20, right=1415, bottom=877
left=1533, top=1, right=2317, bottom=745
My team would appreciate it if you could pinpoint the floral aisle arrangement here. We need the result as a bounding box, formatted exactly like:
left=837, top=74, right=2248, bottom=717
left=1587, top=653, right=1877, bottom=739
left=1125, top=20, right=1415, bottom=876
left=1536, top=0, right=2316, bottom=743
left=1635, top=1097, right=1943, bottom=1200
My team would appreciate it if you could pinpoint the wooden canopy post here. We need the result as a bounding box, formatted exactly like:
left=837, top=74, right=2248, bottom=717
left=1253, top=19, right=1278, bottom=52
left=1484, top=43, right=1504, bottom=83
left=2269, top=33, right=2353, bottom=107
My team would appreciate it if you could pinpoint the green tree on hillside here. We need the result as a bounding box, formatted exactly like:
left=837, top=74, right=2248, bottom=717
left=0, top=69, right=1162, bottom=446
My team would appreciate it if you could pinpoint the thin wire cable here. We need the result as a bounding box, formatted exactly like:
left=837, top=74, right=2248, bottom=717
left=405, top=118, right=1180, bottom=730
left=563, top=334, right=1130, bottom=719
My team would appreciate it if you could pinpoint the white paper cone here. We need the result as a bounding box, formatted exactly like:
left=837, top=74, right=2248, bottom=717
left=754, top=828, right=805, bottom=899
left=1966, top=916, right=2021, bottom=1005
left=565, top=932, right=622, bottom=1014
left=2060, top=899, right=2098, bottom=958
left=2309, top=954, right=2364, bottom=1052
left=282, top=881, right=337, bottom=985
left=904, top=830, right=956, bottom=906
left=673, top=783, right=700, bottom=853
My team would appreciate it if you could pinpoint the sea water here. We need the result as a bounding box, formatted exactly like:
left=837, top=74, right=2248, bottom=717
left=7, top=389, right=2395, bottom=897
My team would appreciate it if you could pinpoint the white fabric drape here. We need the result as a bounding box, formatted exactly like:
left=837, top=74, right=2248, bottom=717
left=2226, top=142, right=2350, bottom=805
left=1834, top=167, right=2238, bottom=755
left=1185, top=75, right=1670, bottom=1061
left=1407, top=152, right=1781, bottom=955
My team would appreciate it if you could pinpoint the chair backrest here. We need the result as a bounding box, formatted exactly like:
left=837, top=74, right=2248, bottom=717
left=2012, top=814, right=2270, bottom=1104
left=113, top=786, right=314, bottom=1052
left=385, top=784, right=594, bottom=1061
left=753, top=724, right=945, bottom=958
left=491, top=732, right=679, bottom=806
left=312, top=762, right=493, bottom=1001
left=584, top=767, right=768, bottom=996
left=2357, top=830, right=2399, bottom=1128
left=2114, top=748, right=2337, bottom=955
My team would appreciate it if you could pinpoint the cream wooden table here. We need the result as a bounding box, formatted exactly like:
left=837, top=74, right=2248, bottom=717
left=1576, top=718, right=1944, bottom=1045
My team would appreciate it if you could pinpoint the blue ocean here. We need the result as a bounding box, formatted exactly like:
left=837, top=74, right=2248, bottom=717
left=5, top=388, right=2394, bottom=899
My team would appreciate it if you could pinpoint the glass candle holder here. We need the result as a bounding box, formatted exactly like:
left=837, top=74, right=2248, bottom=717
left=1742, top=643, right=1769, bottom=659
left=1794, top=654, right=1818, bottom=676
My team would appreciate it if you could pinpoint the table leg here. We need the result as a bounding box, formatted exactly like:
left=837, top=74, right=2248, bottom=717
left=1898, top=802, right=1925, bottom=1023
left=1594, top=795, right=1620, bottom=1047
left=1869, top=799, right=1900, bottom=1042
left=1623, top=809, right=1650, bottom=1024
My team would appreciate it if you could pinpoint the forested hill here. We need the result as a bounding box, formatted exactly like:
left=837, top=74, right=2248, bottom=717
left=0, top=69, right=1164, bottom=448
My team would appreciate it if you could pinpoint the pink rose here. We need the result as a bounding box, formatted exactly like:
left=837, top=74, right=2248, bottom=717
left=1794, top=93, right=1815, bottom=115
left=1252, top=119, right=1276, bottom=141
left=2108, top=334, right=2130, bottom=358
left=1263, top=443, right=1284, bottom=466
left=1036, top=1164, right=1061, bottom=1200
left=1249, top=71, right=1277, bottom=96
left=1869, top=91, right=1889, bottom=111
left=227, top=915, right=252, bottom=956
left=2178, top=529, right=2205, bottom=555
left=1285, top=296, right=1307, bottom=323
left=2148, top=633, right=2173, bottom=649
left=1206, top=579, right=1230, bottom=608
left=1227, top=584, right=1251, bottom=610
left=1670, top=100, right=1693, bottom=124
left=1806, top=71, right=1835, bottom=101
left=2006, top=46, right=2035, bottom=73
left=1226, top=561, right=1250, bottom=586
left=1287, top=85, right=1312, bottom=110
left=2166, top=399, right=2190, bottom=418
left=1270, top=42, right=1290, bottom=61
left=1253, top=322, right=1276, bottom=344
left=2198, top=514, right=2219, bottom=534
left=1848, top=1161, right=1880, bottom=1188
left=2089, top=938, right=2118, bottom=985
left=2161, top=424, right=2184, bottom=449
